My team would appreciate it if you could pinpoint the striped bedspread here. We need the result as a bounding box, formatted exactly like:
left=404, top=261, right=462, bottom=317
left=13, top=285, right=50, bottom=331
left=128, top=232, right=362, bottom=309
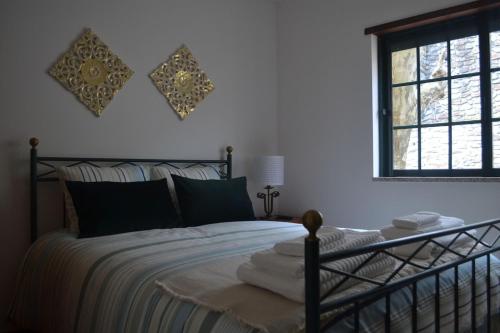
left=9, top=221, right=500, bottom=333
left=10, top=221, right=307, bottom=333
left=327, top=254, right=500, bottom=332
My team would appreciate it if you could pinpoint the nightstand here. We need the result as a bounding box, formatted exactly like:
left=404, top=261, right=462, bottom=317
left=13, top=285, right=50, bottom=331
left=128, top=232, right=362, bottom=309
left=259, top=215, right=302, bottom=224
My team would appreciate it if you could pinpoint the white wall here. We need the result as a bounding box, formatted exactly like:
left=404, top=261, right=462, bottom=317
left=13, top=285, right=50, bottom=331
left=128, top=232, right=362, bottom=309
left=277, top=0, right=500, bottom=227
left=0, top=0, right=278, bottom=326
left=4, top=0, right=500, bottom=328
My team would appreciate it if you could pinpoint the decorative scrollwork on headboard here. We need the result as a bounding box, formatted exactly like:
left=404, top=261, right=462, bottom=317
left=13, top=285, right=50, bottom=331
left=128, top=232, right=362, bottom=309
left=29, top=137, right=233, bottom=242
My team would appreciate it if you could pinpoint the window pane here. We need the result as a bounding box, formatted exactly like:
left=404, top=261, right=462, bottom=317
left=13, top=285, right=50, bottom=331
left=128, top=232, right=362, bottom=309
left=450, top=36, right=480, bottom=75
left=392, top=48, right=417, bottom=84
left=393, top=128, right=418, bottom=170
left=490, top=31, right=500, bottom=69
left=494, top=122, right=500, bottom=168
left=392, top=85, right=417, bottom=126
left=492, top=71, right=500, bottom=119
left=421, top=81, right=449, bottom=124
left=452, top=124, right=482, bottom=169
left=451, top=76, right=481, bottom=121
left=421, top=126, right=449, bottom=169
left=420, top=42, right=448, bottom=80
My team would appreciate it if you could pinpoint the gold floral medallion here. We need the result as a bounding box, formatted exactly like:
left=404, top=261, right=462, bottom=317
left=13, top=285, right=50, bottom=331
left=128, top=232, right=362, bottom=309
left=150, top=45, right=214, bottom=120
left=49, top=29, right=134, bottom=117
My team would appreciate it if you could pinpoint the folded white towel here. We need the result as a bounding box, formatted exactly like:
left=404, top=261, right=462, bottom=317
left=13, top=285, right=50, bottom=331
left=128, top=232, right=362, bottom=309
left=435, top=228, right=476, bottom=244
left=253, top=233, right=386, bottom=277
left=274, top=229, right=379, bottom=257
left=254, top=236, right=386, bottom=278
left=383, top=216, right=470, bottom=259
left=393, top=230, right=476, bottom=259
left=237, top=256, right=395, bottom=303
left=392, top=212, right=441, bottom=230
left=382, top=216, right=464, bottom=240
left=417, top=211, right=442, bottom=216
left=394, top=242, right=433, bottom=259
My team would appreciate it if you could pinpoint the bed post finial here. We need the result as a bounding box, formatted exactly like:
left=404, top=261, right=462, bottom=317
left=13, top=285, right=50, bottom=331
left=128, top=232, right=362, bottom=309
left=226, top=146, right=233, bottom=179
left=302, top=209, right=323, bottom=240
left=30, top=137, right=39, bottom=243
left=30, top=137, right=39, bottom=148
left=303, top=209, right=322, bottom=332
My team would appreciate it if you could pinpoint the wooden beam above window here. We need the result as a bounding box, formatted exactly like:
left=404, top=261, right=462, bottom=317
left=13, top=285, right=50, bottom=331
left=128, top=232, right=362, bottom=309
left=365, top=0, right=500, bottom=36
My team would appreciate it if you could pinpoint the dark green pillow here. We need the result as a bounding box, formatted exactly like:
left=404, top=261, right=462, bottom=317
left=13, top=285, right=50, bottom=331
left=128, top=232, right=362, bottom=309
left=66, top=179, right=180, bottom=238
left=172, top=175, right=255, bottom=226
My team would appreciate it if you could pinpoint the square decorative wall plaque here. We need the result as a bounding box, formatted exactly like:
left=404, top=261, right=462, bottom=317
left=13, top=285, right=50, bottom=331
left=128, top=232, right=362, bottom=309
left=150, top=45, right=214, bottom=120
left=49, top=29, right=134, bottom=117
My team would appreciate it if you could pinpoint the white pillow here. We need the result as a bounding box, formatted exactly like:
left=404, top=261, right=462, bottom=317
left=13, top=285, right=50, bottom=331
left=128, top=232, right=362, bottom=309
left=57, top=165, right=150, bottom=233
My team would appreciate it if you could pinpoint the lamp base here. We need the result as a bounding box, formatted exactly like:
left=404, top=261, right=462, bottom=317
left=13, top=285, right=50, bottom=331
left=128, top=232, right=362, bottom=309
left=257, top=185, right=280, bottom=218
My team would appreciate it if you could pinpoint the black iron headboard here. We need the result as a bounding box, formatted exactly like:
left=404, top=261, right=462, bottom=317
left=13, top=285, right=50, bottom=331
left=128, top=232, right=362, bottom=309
left=29, top=137, right=233, bottom=243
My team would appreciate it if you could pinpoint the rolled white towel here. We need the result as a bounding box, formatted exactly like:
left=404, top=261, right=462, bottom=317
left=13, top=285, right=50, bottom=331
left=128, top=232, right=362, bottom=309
left=252, top=236, right=386, bottom=278
left=392, top=211, right=441, bottom=230
left=237, top=256, right=395, bottom=303
left=274, top=229, right=379, bottom=257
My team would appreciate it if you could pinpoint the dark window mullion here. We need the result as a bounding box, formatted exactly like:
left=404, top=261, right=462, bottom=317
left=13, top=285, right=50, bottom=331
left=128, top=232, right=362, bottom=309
left=448, top=72, right=481, bottom=80
left=395, top=120, right=483, bottom=130
left=448, top=40, right=453, bottom=170
left=383, top=38, right=393, bottom=177
left=480, top=16, right=493, bottom=174
left=392, top=81, right=418, bottom=88
left=493, top=120, right=499, bottom=169
left=391, top=72, right=480, bottom=88
left=393, top=118, right=484, bottom=130
left=393, top=125, right=419, bottom=130
left=449, top=120, right=483, bottom=126
left=417, top=46, right=422, bottom=171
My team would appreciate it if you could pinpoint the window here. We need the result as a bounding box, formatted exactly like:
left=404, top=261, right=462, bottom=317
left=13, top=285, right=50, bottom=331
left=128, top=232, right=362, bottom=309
left=379, top=9, right=500, bottom=177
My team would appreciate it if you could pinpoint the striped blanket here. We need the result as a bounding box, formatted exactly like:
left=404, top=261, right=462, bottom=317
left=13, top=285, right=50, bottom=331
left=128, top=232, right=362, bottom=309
left=324, top=253, right=500, bottom=332
left=10, top=221, right=307, bottom=333
left=9, top=221, right=500, bottom=333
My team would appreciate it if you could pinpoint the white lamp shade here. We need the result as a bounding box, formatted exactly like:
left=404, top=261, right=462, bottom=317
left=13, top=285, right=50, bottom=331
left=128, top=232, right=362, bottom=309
left=255, top=155, right=284, bottom=186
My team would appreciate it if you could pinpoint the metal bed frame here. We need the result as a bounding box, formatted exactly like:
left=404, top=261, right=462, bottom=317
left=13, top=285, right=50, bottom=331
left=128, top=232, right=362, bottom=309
left=29, top=137, right=233, bottom=243
left=301, top=210, right=500, bottom=332
left=29, top=137, right=500, bottom=332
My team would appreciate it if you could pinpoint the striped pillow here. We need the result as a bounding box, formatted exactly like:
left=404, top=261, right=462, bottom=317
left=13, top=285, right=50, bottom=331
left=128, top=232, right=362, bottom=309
left=57, top=165, right=150, bottom=233
left=150, top=166, right=220, bottom=214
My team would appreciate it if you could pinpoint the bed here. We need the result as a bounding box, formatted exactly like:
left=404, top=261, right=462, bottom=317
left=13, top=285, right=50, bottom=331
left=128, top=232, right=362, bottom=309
left=9, top=138, right=500, bottom=333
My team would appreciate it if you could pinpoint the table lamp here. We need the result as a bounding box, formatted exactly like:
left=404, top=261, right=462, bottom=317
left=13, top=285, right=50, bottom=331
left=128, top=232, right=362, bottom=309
left=255, top=155, right=284, bottom=218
